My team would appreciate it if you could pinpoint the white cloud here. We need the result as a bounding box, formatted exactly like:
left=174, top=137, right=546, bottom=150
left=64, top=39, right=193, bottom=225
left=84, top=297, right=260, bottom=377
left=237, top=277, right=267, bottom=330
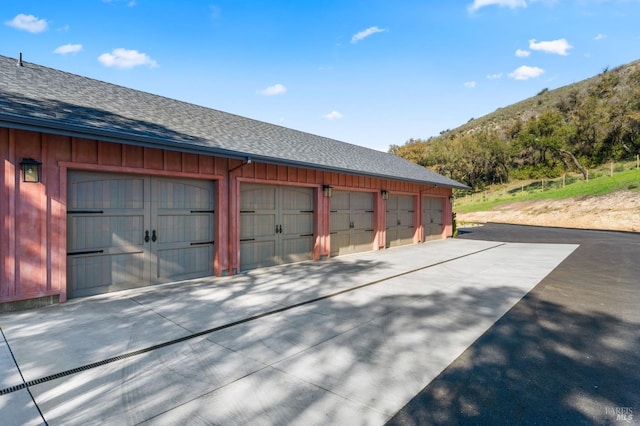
left=324, top=110, right=344, bottom=120
left=351, top=26, right=387, bottom=44
left=509, top=65, right=545, bottom=80
left=464, top=81, right=477, bottom=88
left=5, top=14, right=48, bottom=33
left=515, top=49, right=531, bottom=57
left=54, top=44, right=83, bottom=55
left=258, top=83, right=287, bottom=96
left=102, top=0, right=136, bottom=5
left=595, top=33, right=607, bottom=41
left=529, top=38, right=572, bottom=55
left=468, top=0, right=527, bottom=12
left=98, top=48, right=158, bottom=69
left=210, top=5, right=222, bottom=19
left=487, top=73, right=503, bottom=79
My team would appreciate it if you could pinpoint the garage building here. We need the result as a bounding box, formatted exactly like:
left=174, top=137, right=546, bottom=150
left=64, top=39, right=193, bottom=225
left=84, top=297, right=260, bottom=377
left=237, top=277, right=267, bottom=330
left=0, top=54, right=467, bottom=310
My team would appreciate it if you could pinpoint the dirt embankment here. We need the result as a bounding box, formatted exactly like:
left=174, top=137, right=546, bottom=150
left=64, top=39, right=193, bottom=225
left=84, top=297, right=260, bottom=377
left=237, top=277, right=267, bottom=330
left=456, top=190, right=640, bottom=232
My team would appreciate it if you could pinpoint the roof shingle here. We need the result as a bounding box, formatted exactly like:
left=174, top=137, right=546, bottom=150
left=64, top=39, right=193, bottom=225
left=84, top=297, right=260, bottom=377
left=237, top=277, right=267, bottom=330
left=0, top=55, right=467, bottom=189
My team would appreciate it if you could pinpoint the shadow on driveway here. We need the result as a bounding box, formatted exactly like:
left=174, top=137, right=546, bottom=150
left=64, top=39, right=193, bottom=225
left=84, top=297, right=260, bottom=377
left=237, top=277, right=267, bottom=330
left=388, top=223, right=640, bottom=425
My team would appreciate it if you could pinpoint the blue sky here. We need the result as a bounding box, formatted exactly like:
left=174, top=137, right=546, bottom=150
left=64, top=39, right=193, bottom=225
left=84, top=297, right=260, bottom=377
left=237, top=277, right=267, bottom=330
left=2, top=1, right=639, bottom=152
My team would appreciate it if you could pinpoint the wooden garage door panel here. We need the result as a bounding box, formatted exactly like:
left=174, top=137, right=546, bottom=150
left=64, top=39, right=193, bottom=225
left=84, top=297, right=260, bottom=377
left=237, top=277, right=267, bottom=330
left=154, top=180, right=212, bottom=209
left=68, top=252, right=146, bottom=296
left=156, top=213, right=213, bottom=244
left=282, top=212, right=313, bottom=235
left=68, top=215, right=144, bottom=251
left=68, top=177, right=145, bottom=210
left=330, top=233, right=351, bottom=256
left=240, top=213, right=276, bottom=240
left=330, top=191, right=374, bottom=256
left=353, top=211, right=373, bottom=230
left=386, top=194, right=415, bottom=248
left=331, top=191, right=350, bottom=211
left=157, top=245, right=213, bottom=280
left=330, top=212, right=351, bottom=233
left=282, top=235, right=314, bottom=263
left=423, top=196, right=444, bottom=241
left=240, top=240, right=277, bottom=270
left=351, top=191, right=374, bottom=211
left=151, top=177, right=214, bottom=283
left=239, top=184, right=313, bottom=270
left=241, top=184, right=277, bottom=210
left=281, top=186, right=313, bottom=211
left=68, top=172, right=215, bottom=296
left=352, top=230, right=375, bottom=253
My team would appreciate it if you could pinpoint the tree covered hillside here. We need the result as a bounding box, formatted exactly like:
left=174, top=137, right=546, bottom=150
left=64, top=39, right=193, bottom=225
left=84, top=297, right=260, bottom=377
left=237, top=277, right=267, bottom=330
left=389, top=60, right=640, bottom=189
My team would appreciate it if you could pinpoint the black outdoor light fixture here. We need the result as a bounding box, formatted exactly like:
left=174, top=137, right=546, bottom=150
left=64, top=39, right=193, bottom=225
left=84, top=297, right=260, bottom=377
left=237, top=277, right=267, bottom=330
left=381, top=189, right=389, bottom=200
left=323, top=184, right=333, bottom=198
left=20, top=158, right=42, bottom=183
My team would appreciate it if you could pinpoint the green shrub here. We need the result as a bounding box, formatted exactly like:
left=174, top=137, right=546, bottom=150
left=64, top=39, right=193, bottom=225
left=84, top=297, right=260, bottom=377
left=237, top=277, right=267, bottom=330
left=452, top=212, right=458, bottom=237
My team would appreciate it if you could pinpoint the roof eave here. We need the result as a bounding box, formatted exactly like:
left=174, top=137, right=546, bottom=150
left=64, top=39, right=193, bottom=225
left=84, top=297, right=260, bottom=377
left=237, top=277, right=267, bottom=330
left=0, top=113, right=469, bottom=189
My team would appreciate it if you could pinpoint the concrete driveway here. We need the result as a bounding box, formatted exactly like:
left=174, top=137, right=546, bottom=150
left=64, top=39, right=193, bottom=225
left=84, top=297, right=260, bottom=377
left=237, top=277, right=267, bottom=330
left=0, top=238, right=577, bottom=425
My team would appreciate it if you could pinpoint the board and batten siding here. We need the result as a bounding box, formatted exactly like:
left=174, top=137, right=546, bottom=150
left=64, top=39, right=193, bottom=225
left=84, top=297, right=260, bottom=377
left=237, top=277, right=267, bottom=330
left=1, top=128, right=453, bottom=307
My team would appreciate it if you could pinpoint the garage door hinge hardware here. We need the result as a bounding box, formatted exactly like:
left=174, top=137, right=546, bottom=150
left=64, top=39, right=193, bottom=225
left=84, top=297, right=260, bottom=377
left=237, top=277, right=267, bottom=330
left=67, top=250, right=104, bottom=256
left=240, top=238, right=255, bottom=242
left=240, top=210, right=255, bottom=214
left=330, top=210, right=338, bottom=213
left=365, top=210, right=374, bottom=213
left=67, top=210, right=104, bottom=214
left=190, top=241, right=215, bottom=246
left=299, top=234, right=314, bottom=237
left=299, top=210, right=314, bottom=213
left=190, top=210, right=215, bottom=214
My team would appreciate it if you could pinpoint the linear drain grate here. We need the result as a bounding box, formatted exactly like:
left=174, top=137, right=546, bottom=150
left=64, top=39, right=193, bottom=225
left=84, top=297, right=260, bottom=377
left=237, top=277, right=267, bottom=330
left=0, top=243, right=505, bottom=396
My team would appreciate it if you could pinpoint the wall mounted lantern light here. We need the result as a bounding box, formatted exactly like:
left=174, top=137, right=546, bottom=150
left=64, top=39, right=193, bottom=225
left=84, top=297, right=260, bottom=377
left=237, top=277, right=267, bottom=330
left=323, top=184, right=333, bottom=198
left=20, top=158, right=42, bottom=183
left=381, top=190, right=389, bottom=200
left=448, top=194, right=455, bottom=202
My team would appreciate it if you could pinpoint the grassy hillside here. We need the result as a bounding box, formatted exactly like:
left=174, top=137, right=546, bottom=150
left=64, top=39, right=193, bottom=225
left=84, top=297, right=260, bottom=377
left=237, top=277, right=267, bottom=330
left=455, top=161, right=639, bottom=214
left=390, top=59, right=640, bottom=190
left=441, top=59, right=640, bottom=140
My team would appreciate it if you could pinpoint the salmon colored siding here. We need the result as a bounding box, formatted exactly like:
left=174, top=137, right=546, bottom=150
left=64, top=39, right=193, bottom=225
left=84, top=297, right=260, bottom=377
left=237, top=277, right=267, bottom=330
left=1, top=128, right=453, bottom=307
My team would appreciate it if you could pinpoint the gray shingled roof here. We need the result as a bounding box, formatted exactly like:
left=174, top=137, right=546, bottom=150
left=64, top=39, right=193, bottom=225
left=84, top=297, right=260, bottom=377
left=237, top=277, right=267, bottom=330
left=0, top=54, right=468, bottom=189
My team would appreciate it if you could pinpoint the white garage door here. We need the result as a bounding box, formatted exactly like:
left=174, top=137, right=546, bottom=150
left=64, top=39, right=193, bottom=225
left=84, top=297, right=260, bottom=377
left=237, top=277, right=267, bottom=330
left=330, top=191, right=375, bottom=256
left=386, top=194, right=415, bottom=248
left=67, top=172, right=215, bottom=297
left=423, top=196, right=444, bottom=241
left=240, top=184, right=314, bottom=270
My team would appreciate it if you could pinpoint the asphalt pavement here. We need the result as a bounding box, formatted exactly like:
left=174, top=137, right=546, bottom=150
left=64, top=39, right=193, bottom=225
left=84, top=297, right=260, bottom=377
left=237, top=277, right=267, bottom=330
left=387, top=223, right=640, bottom=425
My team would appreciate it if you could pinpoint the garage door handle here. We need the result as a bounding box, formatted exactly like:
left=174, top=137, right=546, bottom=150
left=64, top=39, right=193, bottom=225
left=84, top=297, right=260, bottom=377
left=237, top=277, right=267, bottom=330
left=145, top=230, right=150, bottom=243
left=152, top=230, right=157, bottom=242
